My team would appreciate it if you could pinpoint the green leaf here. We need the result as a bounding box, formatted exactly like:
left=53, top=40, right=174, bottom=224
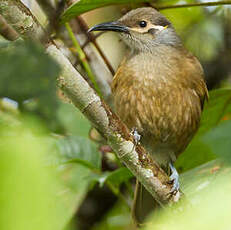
left=146, top=161, right=231, bottom=230
left=0, top=40, right=61, bottom=131
left=60, top=0, right=150, bottom=23
left=92, top=200, right=131, bottom=230
left=105, top=167, right=133, bottom=187
left=0, top=120, right=93, bottom=230
left=203, top=121, right=231, bottom=161
left=175, top=139, right=216, bottom=172
left=180, top=160, right=229, bottom=198
left=57, top=102, right=91, bottom=138
left=90, top=167, right=133, bottom=188
left=53, top=136, right=101, bottom=170
left=0, top=128, right=75, bottom=230
left=198, top=89, right=231, bottom=135
left=0, top=40, right=60, bottom=102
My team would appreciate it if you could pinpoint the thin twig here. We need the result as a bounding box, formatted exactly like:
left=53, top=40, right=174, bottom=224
left=77, top=16, right=115, bottom=76
left=65, top=0, right=115, bottom=76
left=65, top=22, right=102, bottom=96
left=156, top=0, right=231, bottom=10
left=67, top=20, right=113, bottom=104
left=82, top=32, right=105, bottom=48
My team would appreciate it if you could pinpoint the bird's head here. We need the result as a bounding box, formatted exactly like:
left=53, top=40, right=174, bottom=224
left=89, top=7, right=182, bottom=52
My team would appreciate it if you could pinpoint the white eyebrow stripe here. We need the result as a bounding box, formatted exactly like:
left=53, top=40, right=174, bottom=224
left=129, top=23, right=167, bottom=33
left=151, top=25, right=166, bottom=31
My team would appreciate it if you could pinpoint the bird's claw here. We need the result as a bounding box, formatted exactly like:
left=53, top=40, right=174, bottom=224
left=130, top=127, right=141, bottom=144
left=169, top=162, right=180, bottom=194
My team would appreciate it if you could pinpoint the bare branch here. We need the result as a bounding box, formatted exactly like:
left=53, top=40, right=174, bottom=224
left=0, top=0, right=49, bottom=43
left=82, top=32, right=105, bottom=49
left=0, top=0, right=182, bottom=206
left=77, top=16, right=115, bottom=76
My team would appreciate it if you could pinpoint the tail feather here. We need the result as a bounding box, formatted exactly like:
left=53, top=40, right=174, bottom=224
left=132, top=180, right=159, bottom=226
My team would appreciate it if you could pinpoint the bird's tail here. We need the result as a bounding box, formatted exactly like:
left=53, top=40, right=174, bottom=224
left=132, top=180, right=159, bottom=227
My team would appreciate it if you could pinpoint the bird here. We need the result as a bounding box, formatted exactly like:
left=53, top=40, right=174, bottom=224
left=89, top=7, right=208, bottom=224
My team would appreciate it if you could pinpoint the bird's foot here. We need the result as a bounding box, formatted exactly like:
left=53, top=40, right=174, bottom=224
left=130, top=128, right=141, bottom=153
left=130, top=127, right=141, bottom=145
left=169, top=162, right=180, bottom=194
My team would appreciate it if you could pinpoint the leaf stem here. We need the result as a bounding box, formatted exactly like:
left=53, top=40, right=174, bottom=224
left=65, top=22, right=101, bottom=96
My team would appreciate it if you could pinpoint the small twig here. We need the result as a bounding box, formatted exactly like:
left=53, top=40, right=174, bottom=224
left=65, top=22, right=101, bottom=96
left=0, top=14, right=19, bottom=41
left=82, top=32, right=105, bottom=48
left=65, top=0, right=115, bottom=75
left=156, top=0, right=231, bottom=10
left=77, top=16, right=115, bottom=76
left=66, top=20, right=113, bottom=104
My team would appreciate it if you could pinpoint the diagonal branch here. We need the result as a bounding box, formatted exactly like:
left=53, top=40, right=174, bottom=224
left=0, top=14, right=19, bottom=41
left=66, top=0, right=115, bottom=76
left=0, top=0, right=182, bottom=206
left=76, top=16, right=115, bottom=76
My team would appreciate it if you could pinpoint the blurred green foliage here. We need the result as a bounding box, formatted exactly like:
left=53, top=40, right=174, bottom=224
left=0, top=39, right=97, bottom=229
left=146, top=161, right=231, bottom=230
left=0, top=40, right=59, bottom=102
left=0, top=123, right=94, bottom=230
left=53, top=135, right=101, bottom=169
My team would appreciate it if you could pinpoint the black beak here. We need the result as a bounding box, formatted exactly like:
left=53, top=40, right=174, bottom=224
left=88, top=21, right=129, bottom=34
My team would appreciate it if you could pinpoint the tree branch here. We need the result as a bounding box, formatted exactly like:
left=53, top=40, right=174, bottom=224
left=81, top=32, right=105, bottom=48
left=0, top=0, right=182, bottom=206
left=0, top=14, right=19, bottom=41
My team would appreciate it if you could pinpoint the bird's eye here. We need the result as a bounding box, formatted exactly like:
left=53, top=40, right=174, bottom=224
left=139, top=21, right=147, bottom=28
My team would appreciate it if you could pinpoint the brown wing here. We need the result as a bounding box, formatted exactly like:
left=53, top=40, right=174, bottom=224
left=184, top=50, right=209, bottom=110
left=172, top=50, right=208, bottom=156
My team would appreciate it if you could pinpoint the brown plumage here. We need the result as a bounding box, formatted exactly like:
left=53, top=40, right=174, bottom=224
left=89, top=7, right=208, bottom=225
left=112, top=45, right=208, bottom=166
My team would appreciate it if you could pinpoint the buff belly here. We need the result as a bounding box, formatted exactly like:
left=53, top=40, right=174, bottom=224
left=112, top=79, right=202, bottom=167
